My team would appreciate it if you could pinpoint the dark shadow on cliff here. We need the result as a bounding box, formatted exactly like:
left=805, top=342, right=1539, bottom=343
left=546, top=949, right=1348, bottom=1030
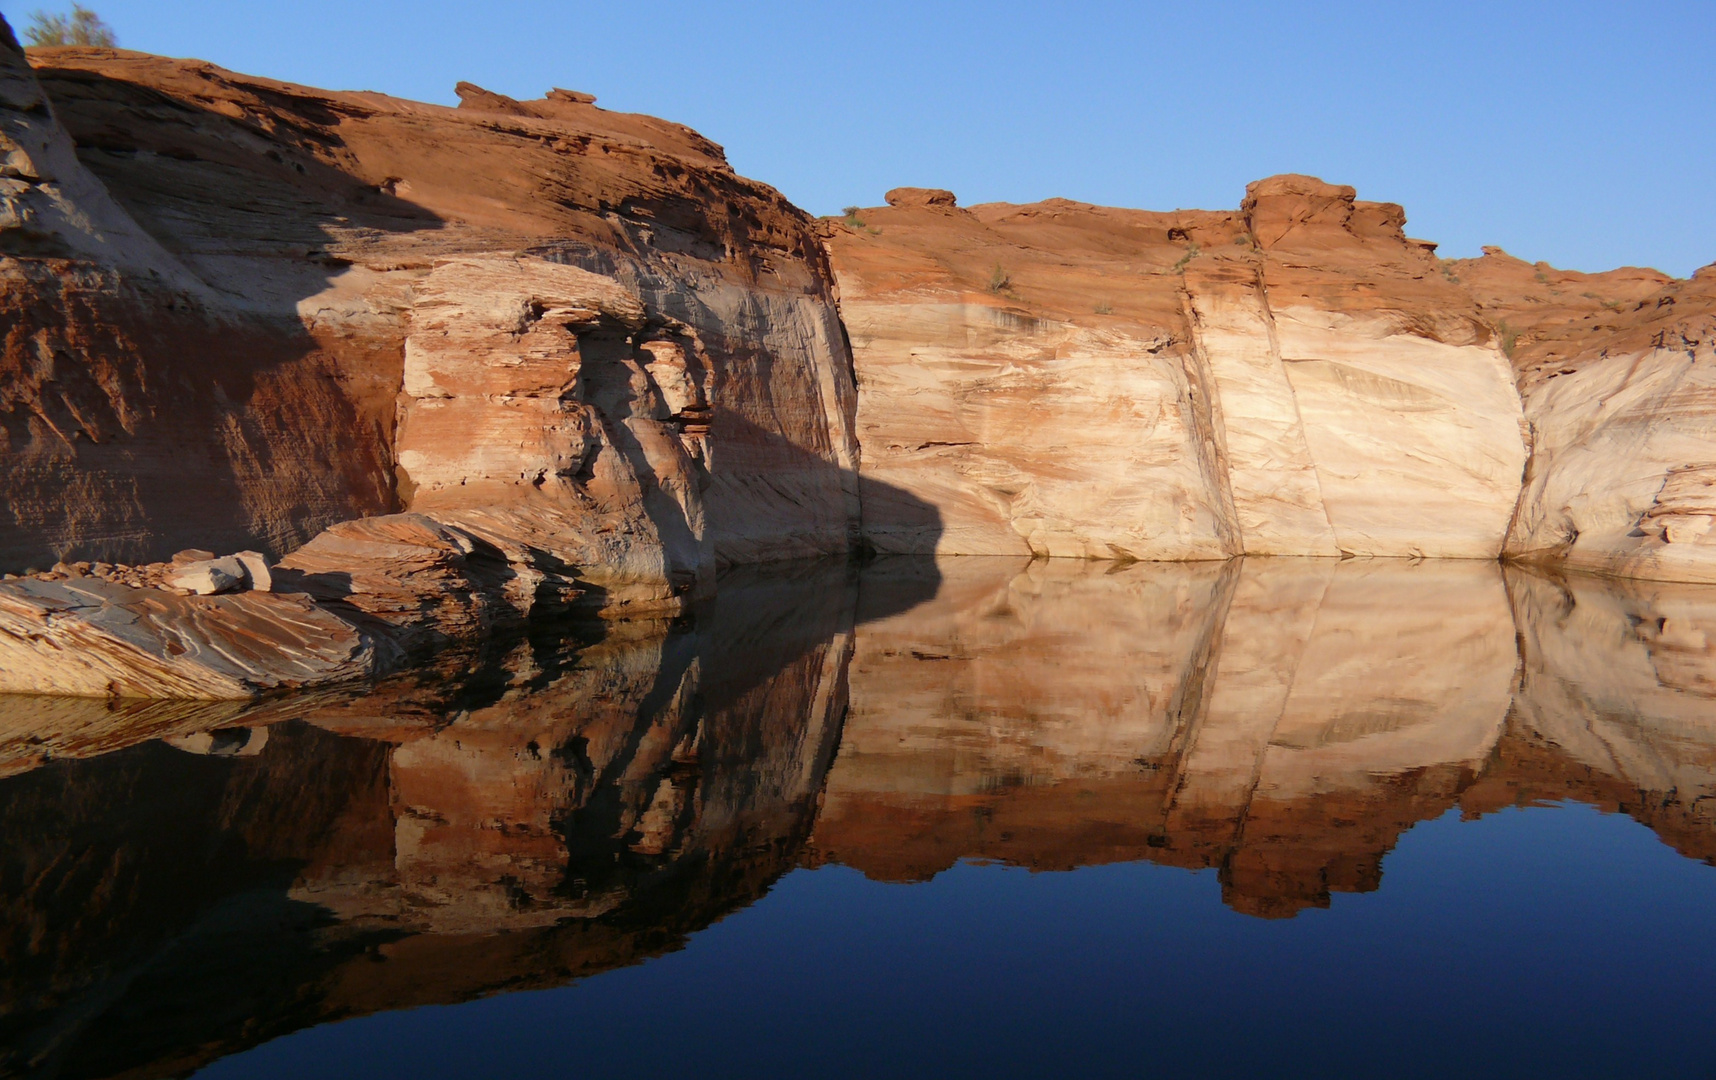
left=0, top=58, right=447, bottom=571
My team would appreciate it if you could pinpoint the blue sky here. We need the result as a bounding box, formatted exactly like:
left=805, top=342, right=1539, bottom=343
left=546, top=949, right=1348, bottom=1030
left=10, top=0, right=1713, bottom=276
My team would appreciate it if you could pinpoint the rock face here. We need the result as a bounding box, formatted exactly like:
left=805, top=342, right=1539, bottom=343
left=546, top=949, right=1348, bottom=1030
left=0, top=26, right=859, bottom=586
left=4, top=16, right=1716, bottom=701
left=1476, top=256, right=1716, bottom=582
left=0, top=18, right=875, bottom=694
left=825, top=175, right=1528, bottom=559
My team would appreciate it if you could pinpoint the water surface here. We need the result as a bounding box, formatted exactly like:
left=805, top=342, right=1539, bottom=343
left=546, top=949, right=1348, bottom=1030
left=2, top=556, right=1715, bottom=1078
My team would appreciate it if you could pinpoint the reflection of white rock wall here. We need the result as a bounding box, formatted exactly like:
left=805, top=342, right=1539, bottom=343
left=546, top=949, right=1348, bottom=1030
left=1240, top=560, right=1515, bottom=800
left=1509, top=569, right=1716, bottom=811
left=834, top=557, right=1232, bottom=796
left=835, top=557, right=1517, bottom=814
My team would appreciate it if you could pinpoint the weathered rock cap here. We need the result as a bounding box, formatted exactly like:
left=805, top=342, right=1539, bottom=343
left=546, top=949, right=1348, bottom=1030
left=885, top=187, right=958, bottom=209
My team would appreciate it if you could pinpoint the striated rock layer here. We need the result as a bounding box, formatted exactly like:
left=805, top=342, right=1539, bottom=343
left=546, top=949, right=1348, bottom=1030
left=4, top=14, right=1716, bottom=702
left=825, top=176, right=1530, bottom=560
left=0, top=23, right=860, bottom=598
left=828, top=179, right=1716, bottom=581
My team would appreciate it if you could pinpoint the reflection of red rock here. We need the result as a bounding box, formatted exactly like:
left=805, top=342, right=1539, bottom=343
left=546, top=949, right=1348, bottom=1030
left=0, top=567, right=860, bottom=1078
left=6, top=557, right=1716, bottom=1076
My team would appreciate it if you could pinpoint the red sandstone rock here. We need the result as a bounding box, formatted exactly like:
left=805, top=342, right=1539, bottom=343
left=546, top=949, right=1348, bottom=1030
left=884, top=186, right=958, bottom=208
left=0, top=26, right=858, bottom=578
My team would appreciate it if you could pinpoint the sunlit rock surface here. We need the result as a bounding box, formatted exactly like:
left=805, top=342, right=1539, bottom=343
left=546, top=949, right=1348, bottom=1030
left=1497, top=266, right=1716, bottom=583
left=826, top=175, right=1527, bottom=559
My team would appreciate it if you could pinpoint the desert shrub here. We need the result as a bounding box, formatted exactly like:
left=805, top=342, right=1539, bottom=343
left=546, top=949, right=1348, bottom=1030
left=1495, top=319, right=1520, bottom=359
left=24, top=4, right=116, bottom=46
left=1094, top=300, right=1112, bottom=315
left=987, top=263, right=1011, bottom=293
left=1171, top=243, right=1201, bottom=274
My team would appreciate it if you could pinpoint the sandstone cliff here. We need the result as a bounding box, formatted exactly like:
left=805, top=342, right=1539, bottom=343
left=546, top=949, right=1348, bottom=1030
left=0, top=25, right=861, bottom=594
left=825, top=179, right=1716, bottom=582
left=4, top=20, right=1716, bottom=703
left=825, top=176, right=1528, bottom=560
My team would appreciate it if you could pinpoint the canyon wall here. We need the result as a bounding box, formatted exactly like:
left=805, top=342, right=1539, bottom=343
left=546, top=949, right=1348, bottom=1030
left=4, top=25, right=1716, bottom=704
left=825, top=177, right=1528, bottom=560
left=826, top=180, right=1716, bottom=581
left=1468, top=255, right=1716, bottom=583
left=0, top=26, right=860, bottom=600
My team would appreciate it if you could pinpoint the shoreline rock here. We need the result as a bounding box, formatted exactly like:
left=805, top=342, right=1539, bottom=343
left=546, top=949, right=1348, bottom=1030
left=1, top=19, right=1713, bottom=700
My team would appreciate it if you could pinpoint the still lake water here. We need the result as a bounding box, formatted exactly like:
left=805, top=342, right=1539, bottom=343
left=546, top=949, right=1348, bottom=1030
left=3, top=556, right=1716, bottom=1078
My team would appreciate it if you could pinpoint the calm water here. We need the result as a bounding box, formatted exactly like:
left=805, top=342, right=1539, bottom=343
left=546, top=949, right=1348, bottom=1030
left=3, top=556, right=1716, bottom=1079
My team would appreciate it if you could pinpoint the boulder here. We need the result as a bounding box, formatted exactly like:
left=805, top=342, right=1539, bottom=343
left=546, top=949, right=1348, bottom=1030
left=233, top=550, right=272, bottom=592
left=166, top=556, right=246, bottom=596
left=884, top=186, right=958, bottom=208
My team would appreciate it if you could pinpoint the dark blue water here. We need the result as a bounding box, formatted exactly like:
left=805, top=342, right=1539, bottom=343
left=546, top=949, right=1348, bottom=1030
left=199, top=802, right=1716, bottom=1080
left=4, top=556, right=1716, bottom=1079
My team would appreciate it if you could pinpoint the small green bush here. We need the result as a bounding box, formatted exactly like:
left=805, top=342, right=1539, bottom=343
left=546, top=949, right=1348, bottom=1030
left=987, top=263, right=1011, bottom=293
left=1495, top=319, right=1520, bottom=359
left=1171, top=243, right=1201, bottom=274
left=24, top=4, right=116, bottom=46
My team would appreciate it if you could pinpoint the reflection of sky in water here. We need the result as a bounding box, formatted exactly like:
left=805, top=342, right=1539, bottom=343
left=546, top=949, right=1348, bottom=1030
left=2, top=555, right=1715, bottom=1078
left=210, top=804, right=1716, bottom=1080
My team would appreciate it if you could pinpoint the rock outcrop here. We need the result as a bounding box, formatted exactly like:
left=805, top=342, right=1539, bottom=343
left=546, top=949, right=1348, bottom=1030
left=4, top=16, right=1716, bottom=703
left=825, top=175, right=1528, bottom=559
left=0, top=19, right=874, bottom=695
left=0, top=24, right=859, bottom=591
left=827, top=177, right=1716, bottom=582
left=1480, top=256, right=1716, bottom=582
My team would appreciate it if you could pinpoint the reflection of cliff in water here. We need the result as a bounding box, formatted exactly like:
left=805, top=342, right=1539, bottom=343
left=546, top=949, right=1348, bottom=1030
left=4, top=555, right=1716, bottom=1076
left=814, top=558, right=1716, bottom=917
left=0, top=559, right=917, bottom=1080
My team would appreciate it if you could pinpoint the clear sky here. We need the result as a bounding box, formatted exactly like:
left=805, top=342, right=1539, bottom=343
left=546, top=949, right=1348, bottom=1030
left=10, top=0, right=1713, bottom=277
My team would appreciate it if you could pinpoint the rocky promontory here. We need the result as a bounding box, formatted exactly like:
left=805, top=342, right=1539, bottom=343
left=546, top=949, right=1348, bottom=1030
left=2, top=17, right=1714, bottom=700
